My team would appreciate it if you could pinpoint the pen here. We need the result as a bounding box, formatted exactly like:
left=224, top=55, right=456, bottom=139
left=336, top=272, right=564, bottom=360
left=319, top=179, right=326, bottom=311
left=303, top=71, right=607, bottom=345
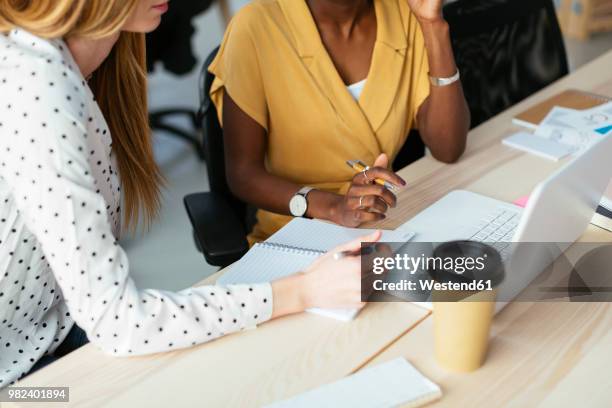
left=333, top=250, right=360, bottom=260
left=346, top=159, right=399, bottom=192
left=333, top=245, right=376, bottom=260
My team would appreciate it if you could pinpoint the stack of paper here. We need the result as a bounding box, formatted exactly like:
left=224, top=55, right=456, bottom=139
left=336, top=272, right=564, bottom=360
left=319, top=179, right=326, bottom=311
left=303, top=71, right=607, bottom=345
left=534, top=102, right=612, bottom=156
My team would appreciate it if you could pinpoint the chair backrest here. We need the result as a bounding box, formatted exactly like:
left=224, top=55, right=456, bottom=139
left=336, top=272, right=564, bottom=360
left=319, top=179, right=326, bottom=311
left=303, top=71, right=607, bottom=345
left=391, top=129, right=425, bottom=172
left=444, top=0, right=569, bottom=128
left=198, top=47, right=253, bottom=229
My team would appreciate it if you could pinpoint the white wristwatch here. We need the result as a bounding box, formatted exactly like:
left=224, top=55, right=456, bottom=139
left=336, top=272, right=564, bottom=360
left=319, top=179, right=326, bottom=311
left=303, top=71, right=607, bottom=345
left=289, top=187, right=314, bottom=217
left=429, top=69, right=460, bottom=87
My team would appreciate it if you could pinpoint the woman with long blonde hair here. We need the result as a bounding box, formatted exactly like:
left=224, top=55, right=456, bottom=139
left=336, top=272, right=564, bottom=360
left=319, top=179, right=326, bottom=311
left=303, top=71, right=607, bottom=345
left=0, top=0, right=378, bottom=387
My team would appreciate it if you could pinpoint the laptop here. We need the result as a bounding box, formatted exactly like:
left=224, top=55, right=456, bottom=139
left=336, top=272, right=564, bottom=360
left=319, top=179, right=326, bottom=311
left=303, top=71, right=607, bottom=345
left=394, top=133, right=612, bottom=307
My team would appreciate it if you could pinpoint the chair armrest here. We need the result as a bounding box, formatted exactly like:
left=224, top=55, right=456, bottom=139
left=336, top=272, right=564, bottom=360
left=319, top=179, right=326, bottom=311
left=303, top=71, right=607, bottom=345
left=183, top=192, right=249, bottom=267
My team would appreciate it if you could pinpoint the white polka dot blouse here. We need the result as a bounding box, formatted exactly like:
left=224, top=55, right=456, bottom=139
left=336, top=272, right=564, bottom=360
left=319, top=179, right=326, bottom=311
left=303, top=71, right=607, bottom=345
left=0, top=29, right=273, bottom=388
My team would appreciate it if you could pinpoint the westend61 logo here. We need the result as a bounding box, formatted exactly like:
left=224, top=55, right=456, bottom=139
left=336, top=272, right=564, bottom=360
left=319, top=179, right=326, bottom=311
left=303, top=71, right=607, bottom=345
left=372, top=253, right=488, bottom=275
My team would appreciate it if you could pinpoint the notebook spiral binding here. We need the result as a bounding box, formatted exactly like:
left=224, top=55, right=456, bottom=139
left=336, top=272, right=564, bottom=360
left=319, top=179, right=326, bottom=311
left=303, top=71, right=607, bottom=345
left=258, top=242, right=325, bottom=257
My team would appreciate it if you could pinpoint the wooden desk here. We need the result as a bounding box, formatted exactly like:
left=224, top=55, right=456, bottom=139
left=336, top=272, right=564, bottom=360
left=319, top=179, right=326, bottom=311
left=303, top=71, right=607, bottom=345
left=8, top=50, right=612, bottom=408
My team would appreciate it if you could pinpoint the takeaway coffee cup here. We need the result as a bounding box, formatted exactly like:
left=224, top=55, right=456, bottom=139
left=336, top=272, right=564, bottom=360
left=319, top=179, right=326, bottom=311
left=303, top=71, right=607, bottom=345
left=428, top=241, right=505, bottom=372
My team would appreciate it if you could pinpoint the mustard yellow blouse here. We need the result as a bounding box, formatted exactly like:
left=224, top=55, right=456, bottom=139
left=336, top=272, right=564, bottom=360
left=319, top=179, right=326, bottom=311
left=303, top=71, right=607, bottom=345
left=210, top=0, right=430, bottom=244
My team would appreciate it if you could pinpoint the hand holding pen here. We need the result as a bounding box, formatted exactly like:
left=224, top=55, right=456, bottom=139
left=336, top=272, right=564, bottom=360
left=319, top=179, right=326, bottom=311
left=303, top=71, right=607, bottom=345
left=332, top=153, right=406, bottom=228
left=346, top=160, right=400, bottom=193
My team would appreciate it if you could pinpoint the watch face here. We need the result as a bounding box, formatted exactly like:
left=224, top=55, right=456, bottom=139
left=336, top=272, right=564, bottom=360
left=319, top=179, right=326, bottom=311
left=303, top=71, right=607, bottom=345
left=289, top=194, right=308, bottom=217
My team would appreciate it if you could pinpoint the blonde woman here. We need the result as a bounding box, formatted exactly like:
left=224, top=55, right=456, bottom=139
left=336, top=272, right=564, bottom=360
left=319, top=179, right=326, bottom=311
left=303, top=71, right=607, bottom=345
left=0, top=0, right=379, bottom=387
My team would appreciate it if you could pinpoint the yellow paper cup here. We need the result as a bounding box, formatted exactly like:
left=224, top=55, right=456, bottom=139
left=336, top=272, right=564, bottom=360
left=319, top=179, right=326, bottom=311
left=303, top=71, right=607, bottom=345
left=428, top=241, right=504, bottom=372
left=433, top=288, right=497, bottom=372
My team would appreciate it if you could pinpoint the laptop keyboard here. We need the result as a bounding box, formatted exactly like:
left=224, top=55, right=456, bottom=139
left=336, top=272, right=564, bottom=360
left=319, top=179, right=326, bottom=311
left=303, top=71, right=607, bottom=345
left=469, top=207, right=520, bottom=260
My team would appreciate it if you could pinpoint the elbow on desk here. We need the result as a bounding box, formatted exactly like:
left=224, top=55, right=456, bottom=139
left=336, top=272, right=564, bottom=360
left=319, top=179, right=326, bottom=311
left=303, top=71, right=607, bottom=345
left=430, top=142, right=466, bottom=164
left=430, top=125, right=469, bottom=164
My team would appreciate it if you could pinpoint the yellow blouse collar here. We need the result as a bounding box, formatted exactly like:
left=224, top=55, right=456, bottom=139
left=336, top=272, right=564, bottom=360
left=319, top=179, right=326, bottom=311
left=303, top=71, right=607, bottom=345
left=278, top=0, right=411, bottom=150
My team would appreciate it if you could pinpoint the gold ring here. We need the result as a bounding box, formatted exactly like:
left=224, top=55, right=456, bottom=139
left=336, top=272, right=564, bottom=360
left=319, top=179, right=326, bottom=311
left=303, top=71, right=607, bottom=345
left=359, top=196, right=365, bottom=208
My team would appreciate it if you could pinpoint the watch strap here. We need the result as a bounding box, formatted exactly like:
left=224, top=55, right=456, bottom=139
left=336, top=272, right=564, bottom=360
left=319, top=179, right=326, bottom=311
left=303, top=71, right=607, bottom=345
left=297, top=186, right=314, bottom=198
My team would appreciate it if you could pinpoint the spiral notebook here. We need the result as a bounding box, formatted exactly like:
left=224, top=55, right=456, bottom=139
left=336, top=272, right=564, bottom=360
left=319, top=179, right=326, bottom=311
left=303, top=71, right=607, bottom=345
left=218, top=218, right=415, bottom=321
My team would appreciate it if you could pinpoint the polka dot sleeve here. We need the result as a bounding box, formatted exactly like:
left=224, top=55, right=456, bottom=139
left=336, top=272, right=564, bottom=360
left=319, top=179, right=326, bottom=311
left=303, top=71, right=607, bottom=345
left=0, top=65, right=273, bottom=357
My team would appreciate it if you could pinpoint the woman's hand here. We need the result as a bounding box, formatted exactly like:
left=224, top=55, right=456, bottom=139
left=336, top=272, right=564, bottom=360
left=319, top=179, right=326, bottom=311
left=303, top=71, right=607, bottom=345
left=405, top=0, right=444, bottom=23
left=270, top=231, right=382, bottom=317
left=300, top=230, right=382, bottom=310
left=331, top=154, right=405, bottom=228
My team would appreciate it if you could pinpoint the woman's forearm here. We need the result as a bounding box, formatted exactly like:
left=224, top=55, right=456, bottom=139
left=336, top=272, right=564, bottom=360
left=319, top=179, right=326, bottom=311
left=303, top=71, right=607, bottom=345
left=228, top=165, right=300, bottom=215
left=228, top=165, right=344, bottom=222
left=223, top=91, right=345, bottom=223
left=417, top=19, right=470, bottom=163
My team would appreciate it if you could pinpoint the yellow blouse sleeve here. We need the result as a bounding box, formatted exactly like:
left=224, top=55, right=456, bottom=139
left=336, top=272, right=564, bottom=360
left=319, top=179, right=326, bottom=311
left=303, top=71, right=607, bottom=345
left=208, top=6, right=269, bottom=131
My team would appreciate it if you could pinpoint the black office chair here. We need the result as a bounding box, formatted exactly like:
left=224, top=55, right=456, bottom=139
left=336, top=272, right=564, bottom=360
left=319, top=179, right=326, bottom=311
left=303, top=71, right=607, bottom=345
left=184, top=47, right=252, bottom=268
left=444, top=0, right=569, bottom=128
left=392, top=129, right=426, bottom=172
left=393, top=0, right=569, bottom=169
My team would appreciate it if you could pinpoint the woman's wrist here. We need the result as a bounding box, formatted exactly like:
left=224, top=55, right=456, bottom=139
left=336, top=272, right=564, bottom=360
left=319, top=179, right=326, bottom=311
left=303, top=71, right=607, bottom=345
left=270, top=273, right=308, bottom=318
left=305, top=189, right=344, bottom=224
left=416, top=16, right=447, bottom=28
left=418, top=16, right=449, bottom=33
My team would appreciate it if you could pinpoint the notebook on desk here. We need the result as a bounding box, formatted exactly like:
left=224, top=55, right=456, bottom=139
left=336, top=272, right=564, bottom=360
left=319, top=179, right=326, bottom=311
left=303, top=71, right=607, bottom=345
left=217, top=218, right=415, bottom=321
left=265, top=358, right=441, bottom=408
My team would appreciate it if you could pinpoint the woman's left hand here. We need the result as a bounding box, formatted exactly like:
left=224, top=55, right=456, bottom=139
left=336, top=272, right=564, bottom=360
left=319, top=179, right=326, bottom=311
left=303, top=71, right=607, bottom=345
left=405, top=0, right=444, bottom=23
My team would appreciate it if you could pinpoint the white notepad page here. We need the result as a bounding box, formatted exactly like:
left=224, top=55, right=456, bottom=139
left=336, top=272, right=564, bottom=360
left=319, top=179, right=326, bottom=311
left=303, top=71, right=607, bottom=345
left=265, top=358, right=442, bottom=408
left=217, top=219, right=415, bottom=321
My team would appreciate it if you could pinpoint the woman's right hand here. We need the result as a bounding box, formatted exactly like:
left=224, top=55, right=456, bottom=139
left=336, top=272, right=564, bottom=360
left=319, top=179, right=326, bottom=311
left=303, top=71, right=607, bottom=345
left=299, top=230, right=382, bottom=310
left=270, top=231, right=382, bottom=318
left=332, top=154, right=405, bottom=227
